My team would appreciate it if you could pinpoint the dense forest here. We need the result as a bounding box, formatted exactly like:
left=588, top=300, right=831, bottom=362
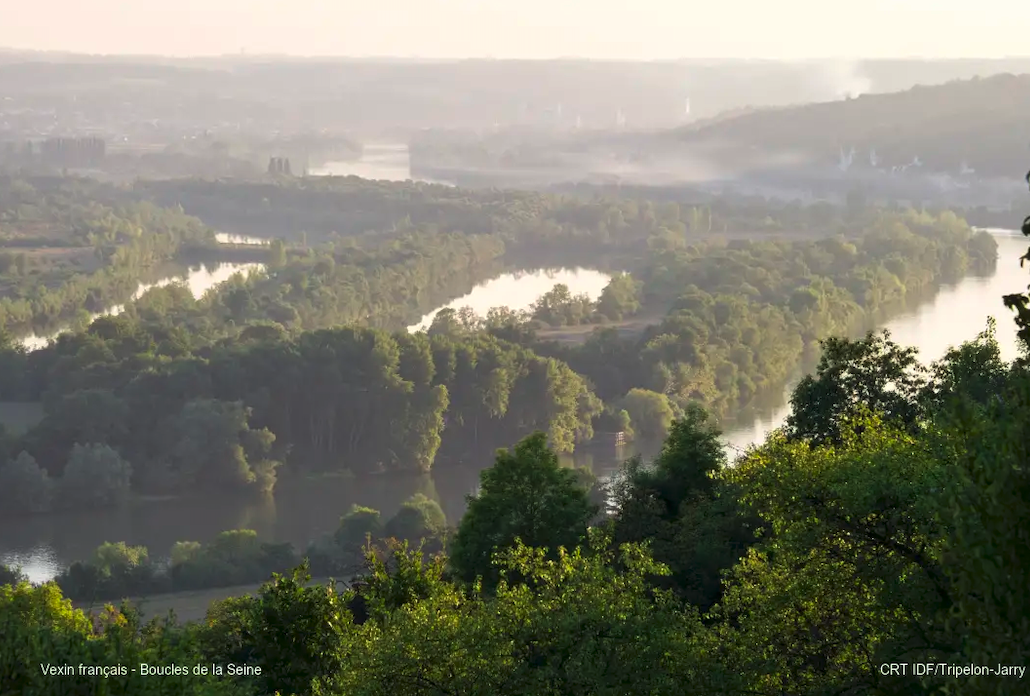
left=0, top=179, right=996, bottom=514
left=0, top=168, right=1027, bottom=695
left=128, top=174, right=925, bottom=242
left=2, top=274, right=1027, bottom=694
left=0, top=177, right=216, bottom=335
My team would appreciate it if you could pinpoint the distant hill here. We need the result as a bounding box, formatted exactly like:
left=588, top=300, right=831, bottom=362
left=663, top=73, right=1030, bottom=178
left=3, top=53, right=1030, bottom=136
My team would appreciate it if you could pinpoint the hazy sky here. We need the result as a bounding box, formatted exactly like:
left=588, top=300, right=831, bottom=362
left=1, top=0, right=1023, bottom=60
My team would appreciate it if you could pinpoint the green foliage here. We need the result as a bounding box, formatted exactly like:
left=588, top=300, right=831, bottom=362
left=201, top=563, right=352, bottom=696
left=383, top=493, right=447, bottom=545
left=154, top=398, right=277, bottom=495
left=612, top=406, right=754, bottom=610
left=0, top=177, right=216, bottom=336
left=718, top=414, right=957, bottom=694
left=7, top=173, right=1028, bottom=695
left=59, top=442, right=132, bottom=510
left=596, top=271, right=642, bottom=321
left=450, top=432, right=598, bottom=589
left=619, top=387, right=678, bottom=441
left=0, top=580, right=251, bottom=695
left=0, top=180, right=993, bottom=511
left=358, top=539, right=452, bottom=623
left=530, top=283, right=597, bottom=326
left=936, top=372, right=1030, bottom=695
left=0, top=449, right=53, bottom=514
left=921, top=318, right=1009, bottom=412
left=331, top=532, right=729, bottom=696
left=0, top=564, right=25, bottom=586
left=56, top=530, right=301, bottom=602
left=787, top=329, right=928, bottom=445
left=93, top=541, right=149, bottom=575
left=333, top=505, right=384, bottom=552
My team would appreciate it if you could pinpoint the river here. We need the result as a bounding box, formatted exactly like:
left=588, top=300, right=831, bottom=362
left=1, top=231, right=1026, bottom=583
left=717, top=229, right=1025, bottom=454
left=309, top=143, right=452, bottom=185
left=17, top=261, right=265, bottom=351
left=409, top=267, right=614, bottom=332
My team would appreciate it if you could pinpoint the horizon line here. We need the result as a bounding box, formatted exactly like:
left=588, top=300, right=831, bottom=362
left=4, top=48, right=1030, bottom=63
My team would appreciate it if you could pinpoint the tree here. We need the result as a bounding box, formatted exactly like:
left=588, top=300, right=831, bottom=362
left=0, top=450, right=53, bottom=514
left=716, top=413, right=957, bottom=695
left=383, top=493, right=447, bottom=546
left=596, top=272, right=642, bottom=321
left=157, top=399, right=277, bottom=494
left=201, top=563, right=352, bottom=696
left=617, top=404, right=725, bottom=516
left=620, top=388, right=677, bottom=441
left=0, top=565, right=25, bottom=586
left=334, top=505, right=384, bottom=552
left=92, top=541, right=149, bottom=576
left=268, top=238, right=287, bottom=268
left=612, top=406, right=754, bottom=610
left=1001, top=170, right=1030, bottom=347
left=921, top=318, right=1009, bottom=412
left=531, top=283, right=595, bottom=326
left=449, top=432, right=597, bottom=589
left=329, top=532, right=730, bottom=696
left=59, top=443, right=132, bottom=509
left=787, top=330, right=927, bottom=445
left=426, top=307, right=463, bottom=337
left=936, top=372, right=1030, bottom=695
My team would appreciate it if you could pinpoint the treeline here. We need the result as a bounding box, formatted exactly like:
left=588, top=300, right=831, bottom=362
left=0, top=176, right=216, bottom=335
left=2, top=310, right=1027, bottom=695
left=133, top=172, right=915, bottom=245
left=42, top=491, right=470, bottom=603
left=0, top=201, right=997, bottom=508
left=0, top=321, right=600, bottom=510
left=427, top=209, right=998, bottom=425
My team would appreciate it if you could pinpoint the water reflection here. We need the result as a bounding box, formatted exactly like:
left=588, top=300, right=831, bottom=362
left=409, top=267, right=613, bottom=332
left=17, top=261, right=265, bottom=351
left=309, top=144, right=453, bottom=186
left=214, top=232, right=270, bottom=246
left=717, top=231, right=1026, bottom=455
left=3, top=232, right=1025, bottom=582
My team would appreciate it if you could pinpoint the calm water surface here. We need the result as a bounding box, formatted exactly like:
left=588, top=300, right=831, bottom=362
left=17, top=261, right=266, bottom=351
left=3, top=231, right=1026, bottom=582
left=214, top=232, right=270, bottom=246
left=409, top=267, right=613, bottom=332
left=309, top=143, right=452, bottom=185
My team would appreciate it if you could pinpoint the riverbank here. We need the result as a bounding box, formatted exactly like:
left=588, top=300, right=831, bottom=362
left=534, top=311, right=664, bottom=344
left=15, top=258, right=266, bottom=350
left=1, top=229, right=1020, bottom=586
left=72, top=575, right=338, bottom=624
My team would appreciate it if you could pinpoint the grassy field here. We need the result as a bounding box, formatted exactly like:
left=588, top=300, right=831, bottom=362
left=73, top=577, right=338, bottom=624
left=0, top=401, right=44, bottom=435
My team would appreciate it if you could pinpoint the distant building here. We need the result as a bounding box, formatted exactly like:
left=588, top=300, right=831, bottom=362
left=267, top=157, right=292, bottom=175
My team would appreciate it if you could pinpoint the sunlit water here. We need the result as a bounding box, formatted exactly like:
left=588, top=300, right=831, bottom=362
left=308, top=143, right=453, bottom=185
left=214, top=232, right=270, bottom=246
left=17, top=262, right=266, bottom=351
left=409, top=267, right=613, bottom=332
left=718, top=230, right=1025, bottom=454
left=3, top=231, right=1026, bottom=582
